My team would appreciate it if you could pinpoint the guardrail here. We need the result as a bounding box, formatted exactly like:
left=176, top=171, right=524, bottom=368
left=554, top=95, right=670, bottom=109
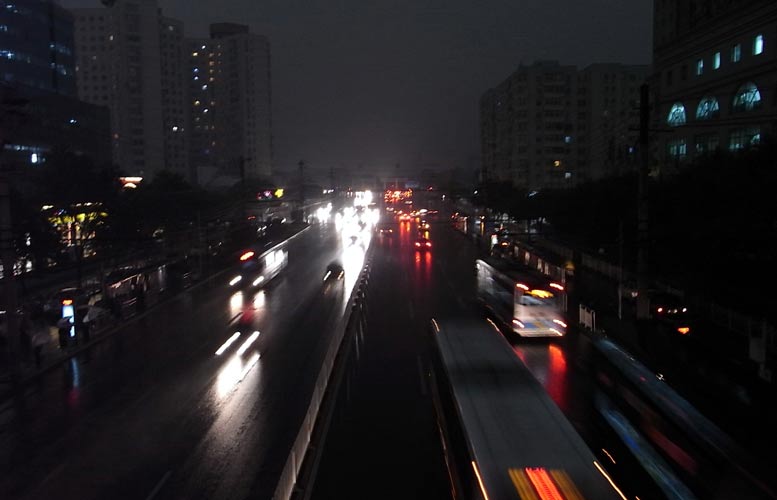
left=272, top=246, right=373, bottom=500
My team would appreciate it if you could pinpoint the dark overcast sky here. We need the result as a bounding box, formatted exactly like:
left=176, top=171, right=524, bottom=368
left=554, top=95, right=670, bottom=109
left=61, top=0, right=653, bottom=174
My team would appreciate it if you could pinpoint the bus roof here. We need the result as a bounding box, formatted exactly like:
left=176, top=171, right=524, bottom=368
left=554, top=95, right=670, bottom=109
left=432, top=317, right=622, bottom=500
left=478, top=258, right=563, bottom=291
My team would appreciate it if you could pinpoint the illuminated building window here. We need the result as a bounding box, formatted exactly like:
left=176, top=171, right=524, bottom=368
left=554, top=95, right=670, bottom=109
left=754, top=34, right=764, bottom=55
left=695, top=96, right=719, bottom=120
left=695, top=58, right=703, bottom=76
left=732, top=82, right=761, bottom=112
left=713, top=51, right=720, bottom=69
left=729, top=127, right=761, bottom=151
left=666, top=102, right=686, bottom=127
left=731, top=43, right=741, bottom=62
left=667, top=139, right=687, bottom=159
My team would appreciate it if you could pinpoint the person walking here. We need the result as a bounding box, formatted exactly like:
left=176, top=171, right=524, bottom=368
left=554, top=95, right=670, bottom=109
left=32, top=327, right=48, bottom=368
left=57, top=316, right=72, bottom=349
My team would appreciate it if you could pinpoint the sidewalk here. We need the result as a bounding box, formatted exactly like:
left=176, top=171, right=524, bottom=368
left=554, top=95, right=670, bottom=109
left=0, top=283, right=173, bottom=399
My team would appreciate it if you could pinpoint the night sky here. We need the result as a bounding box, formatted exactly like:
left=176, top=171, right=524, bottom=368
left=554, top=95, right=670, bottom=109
left=61, top=0, right=653, bottom=176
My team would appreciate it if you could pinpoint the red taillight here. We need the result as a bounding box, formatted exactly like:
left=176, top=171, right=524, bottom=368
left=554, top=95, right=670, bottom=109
left=549, top=282, right=564, bottom=291
left=415, top=242, right=421, bottom=247
left=425, top=242, right=431, bottom=247
left=240, top=250, right=255, bottom=261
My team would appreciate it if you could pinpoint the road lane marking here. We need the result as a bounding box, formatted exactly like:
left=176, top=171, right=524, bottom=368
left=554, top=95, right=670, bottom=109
left=145, top=470, right=171, bottom=500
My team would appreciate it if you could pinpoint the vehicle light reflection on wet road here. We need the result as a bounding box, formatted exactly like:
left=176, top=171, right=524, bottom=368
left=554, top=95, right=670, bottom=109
left=216, top=352, right=261, bottom=399
left=514, top=343, right=569, bottom=411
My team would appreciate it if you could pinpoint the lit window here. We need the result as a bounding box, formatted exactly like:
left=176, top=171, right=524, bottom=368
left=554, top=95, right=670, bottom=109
left=193, top=68, right=199, bottom=73
left=732, top=82, right=761, bottom=112
left=667, top=139, right=687, bottom=159
left=695, top=58, right=703, bottom=76
left=666, top=102, right=686, bottom=127
left=731, top=43, right=741, bottom=62
left=194, top=100, right=200, bottom=106
left=201, top=45, right=206, bottom=50
left=201, top=84, right=207, bottom=90
left=192, top=51, right=199, bottom=57
left=729, top=127, right=761, bottom=151
left=695, top=96, right=720, bottom=120
left=754, top=34, right=764, bottom=55
left=713, top=51, right=720, bottom=69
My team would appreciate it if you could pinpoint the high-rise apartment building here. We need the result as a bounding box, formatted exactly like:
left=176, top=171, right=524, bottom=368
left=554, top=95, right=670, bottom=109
left=1, top=1, right=110, bottom=176
left=480, top=61, right=581, bottom=191
left=187, top=23, right=272, bottom=184
left=72, top=0, right=188, bottom=179
left=0, top=0, right=76, bottom=96
left=481, top=61, right=648, bottom=189
left=581, top=64, right=649, bottom=181
left=653, top=0, right=777, bottom=173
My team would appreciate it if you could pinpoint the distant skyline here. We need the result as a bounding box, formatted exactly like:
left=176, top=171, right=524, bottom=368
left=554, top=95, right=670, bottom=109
left=60, top=0, right=653, bottom=176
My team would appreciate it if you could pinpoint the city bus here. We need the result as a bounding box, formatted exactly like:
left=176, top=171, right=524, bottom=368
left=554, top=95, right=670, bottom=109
left=476, top=258, right=567, bottom=338
left=592, top=337, right=776, bottom=499
left=427, top=317, right=624, bottom=500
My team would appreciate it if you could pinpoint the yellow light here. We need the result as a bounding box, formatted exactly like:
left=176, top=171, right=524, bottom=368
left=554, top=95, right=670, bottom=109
left=593, top=461, right=628, bottom=500
left=529, top=289, right=554, bottom=299
left=471, top=461, right=491, bottom=500
left=62, top=299, right=73, bottom=306
left=274, top=188, right=284, bottom=198
left=677, top=327, right=691, bottom=335
left=553, top=160, right=561, bottom=167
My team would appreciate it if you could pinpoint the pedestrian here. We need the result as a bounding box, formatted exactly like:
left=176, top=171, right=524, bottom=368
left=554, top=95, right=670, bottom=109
left=57, top=316, right=72, bottom=349
left=76, top=306, right=90, bottom=343
left=32, top=327, right=48, bottom=368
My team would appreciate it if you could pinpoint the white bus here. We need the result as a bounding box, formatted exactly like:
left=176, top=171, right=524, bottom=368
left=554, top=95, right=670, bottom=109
left=476, top=258, right=567, bottom=337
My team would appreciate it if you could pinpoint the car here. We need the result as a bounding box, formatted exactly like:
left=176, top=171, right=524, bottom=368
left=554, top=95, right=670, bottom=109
left=378, top=227, right=394, bottom=236
left=419, top=220, right=430, bottom=230
left=322, top=261, right=345, bottom=295
left=323, top=261, right=345, bottom=282
left=650, top=292, right=694, bottom=336
left=414, top=237, right=432, bottom=251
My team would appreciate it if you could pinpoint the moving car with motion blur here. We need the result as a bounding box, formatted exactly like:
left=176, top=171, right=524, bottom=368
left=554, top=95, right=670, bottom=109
left=322, top=261, right=345, bottom=295
left=229, top=246, right=288, bottom=289
left=414, top=237, right=432, bottom=251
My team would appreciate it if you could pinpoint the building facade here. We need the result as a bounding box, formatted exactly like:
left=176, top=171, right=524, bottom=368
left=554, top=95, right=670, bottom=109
left=481, top=61, right=648, bottom=190
left=581, top=64, right=649, bottom=181
left=187, top=23, right=272, bottom=185
left=72, top=0, right=188, bottom=180
left=480, top=61, right=581, bottom=191
left=653, top=0, right=777, bottom=172
left=1, top=1, right=109, bottom=179
left=0, top=0, right=76, bottom=96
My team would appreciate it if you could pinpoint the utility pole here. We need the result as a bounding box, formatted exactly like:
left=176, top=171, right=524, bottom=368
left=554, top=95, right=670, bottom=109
left=618, top=219, right=624, bottom=320
left=636, top=83, right=650, bottom=320
left=0, top=176, right=21, bottom=392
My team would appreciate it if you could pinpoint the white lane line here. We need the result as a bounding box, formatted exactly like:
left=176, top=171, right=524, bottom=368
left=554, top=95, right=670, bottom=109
left=417, top=355, right=427, bottom=396
left=145, top=470, right=171, bottom=500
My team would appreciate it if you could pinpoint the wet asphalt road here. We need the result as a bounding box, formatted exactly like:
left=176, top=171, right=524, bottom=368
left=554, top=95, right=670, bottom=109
left=310, top=205, right=775, bottom=500
left=0, top=222, right=365, bottom=500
